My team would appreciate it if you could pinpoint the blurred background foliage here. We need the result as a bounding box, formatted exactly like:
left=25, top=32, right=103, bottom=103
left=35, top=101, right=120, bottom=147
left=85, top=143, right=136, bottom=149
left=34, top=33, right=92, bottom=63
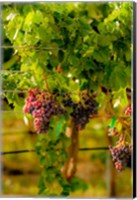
left=1, top=1, right=132, bottom=197
left=2, top=113, right=132, bottom=197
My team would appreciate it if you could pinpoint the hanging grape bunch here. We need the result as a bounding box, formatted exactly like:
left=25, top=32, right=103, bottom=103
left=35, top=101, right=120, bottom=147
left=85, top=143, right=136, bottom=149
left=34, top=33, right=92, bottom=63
left=109, top=144, right=132, bottom=172
left=23, top=88, right=66, bottom=133
left=108, top=106, right=132, bottom=172
left=23, top=89, right=98, bottom=133
left=62, top=92, right=98, bottom=130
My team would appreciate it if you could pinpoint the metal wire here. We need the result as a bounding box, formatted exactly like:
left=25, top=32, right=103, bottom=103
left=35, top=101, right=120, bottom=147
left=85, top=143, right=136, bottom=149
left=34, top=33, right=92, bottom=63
left=0, top=90, right=84, bottom=94
left=2, top=147, right=109, bottom=155
left=1, top=111, right=24, bottom=114
left=0, top=45, right=62, bottom=50
left=0, top=70, right=27, bottom=73
left=1, top=130, right=30, bottom=135
left=1, top=90, right=28, bottom=93
left=0, top=90, right=95, bottom=95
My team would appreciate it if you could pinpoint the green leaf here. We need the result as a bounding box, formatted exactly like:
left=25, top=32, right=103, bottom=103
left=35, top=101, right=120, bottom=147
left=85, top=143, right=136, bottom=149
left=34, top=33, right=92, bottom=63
left=110, top=116, right=116, bottom=128
left=98, top=35, right=117, bottom=46
left=109, top=67, right=128, bottom=90
left=33, top=10, right=43, bottom=24
left=55, top=115, right=64, bottom=138
left=112, top=88, right=129, bottom=109
left=70, top=176, right=88, bottom=192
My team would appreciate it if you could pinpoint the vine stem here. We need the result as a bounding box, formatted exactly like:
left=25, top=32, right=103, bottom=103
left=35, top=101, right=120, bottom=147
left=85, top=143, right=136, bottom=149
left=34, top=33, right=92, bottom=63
left=43, top=73, right=51, bottom=93
left=62, top=119, right=79, bottom=181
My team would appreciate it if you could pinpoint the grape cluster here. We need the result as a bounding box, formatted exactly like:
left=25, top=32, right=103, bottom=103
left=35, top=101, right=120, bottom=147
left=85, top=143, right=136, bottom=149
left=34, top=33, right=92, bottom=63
left=62, top=93, right=98, bottom=130
left=23, top=88, right=65, bottom=133
left=23, top=89, right=98, bottom=133
left=109, top=144, right=132, bottom=172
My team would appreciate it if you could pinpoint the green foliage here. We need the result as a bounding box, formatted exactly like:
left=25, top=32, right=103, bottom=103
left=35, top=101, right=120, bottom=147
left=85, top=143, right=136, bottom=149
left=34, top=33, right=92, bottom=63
left=2, top=2, right=132, bottom=94
left=35, top=132, right=76, bottom=196
left=1, top=2, right=132, bottom=197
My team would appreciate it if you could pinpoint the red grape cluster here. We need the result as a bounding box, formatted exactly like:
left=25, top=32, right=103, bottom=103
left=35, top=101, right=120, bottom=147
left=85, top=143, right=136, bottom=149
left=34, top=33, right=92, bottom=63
left=23, top=88, right=65, bottom=133
left=109, top=144, right=132, bottom=172
left=62, top=93, right=98, bottom=130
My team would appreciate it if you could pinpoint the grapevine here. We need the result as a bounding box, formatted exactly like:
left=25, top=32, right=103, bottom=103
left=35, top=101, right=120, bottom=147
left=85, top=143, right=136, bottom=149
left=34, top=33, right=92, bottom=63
left=2, top=2, right=133, bottom=197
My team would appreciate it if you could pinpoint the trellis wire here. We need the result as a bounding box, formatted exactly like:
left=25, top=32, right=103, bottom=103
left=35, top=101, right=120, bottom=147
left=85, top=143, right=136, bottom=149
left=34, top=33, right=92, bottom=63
left=0, top=45, right=62, bottom=50
left=1, top=90, right=28, bottom=93
left=0, top=89, right=102, bottom=95
left=0, top=70, right=26, bottom=73
left=1, top=147, right=109, bottom=155
left=2, top=131, right=33, bottom=136
left=1, top=111, right=25, bottom=113
left=1, top=90, right=85, bottom=93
